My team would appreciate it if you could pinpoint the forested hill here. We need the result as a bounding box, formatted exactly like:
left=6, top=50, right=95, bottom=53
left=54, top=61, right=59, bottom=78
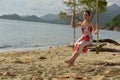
left=104, top=14, right=120, bottom=31
left=0, top=14, right=70, bottom=25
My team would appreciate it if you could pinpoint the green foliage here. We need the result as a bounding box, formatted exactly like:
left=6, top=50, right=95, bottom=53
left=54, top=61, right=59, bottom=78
left=78, top=0, right=107, bottom=14
left=106, top=14, right=120, bottom=27
left=63, top=0, right=75, bottom=7
left=59, top=0, right=107, bottom=20
left=58, top=11, right=67, bottom=19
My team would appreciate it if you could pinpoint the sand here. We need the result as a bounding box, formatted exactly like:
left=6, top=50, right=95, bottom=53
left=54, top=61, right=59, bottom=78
left=0, top=43, right=120, bottom=80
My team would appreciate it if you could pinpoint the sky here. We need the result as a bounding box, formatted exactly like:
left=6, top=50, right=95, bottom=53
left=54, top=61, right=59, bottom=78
left=0, top=0, right=120, bottom=17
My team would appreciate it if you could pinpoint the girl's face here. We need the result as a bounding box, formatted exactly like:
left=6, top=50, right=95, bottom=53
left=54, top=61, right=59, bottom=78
left=83, top=12, right=90, bottom=20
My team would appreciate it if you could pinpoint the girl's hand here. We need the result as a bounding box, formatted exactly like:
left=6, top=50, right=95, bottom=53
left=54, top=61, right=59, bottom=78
left=72, top=13, right=76, bottom=18
left=94, top=30, right=99, bottom=34
left=94, top=23, right=99, bottom=34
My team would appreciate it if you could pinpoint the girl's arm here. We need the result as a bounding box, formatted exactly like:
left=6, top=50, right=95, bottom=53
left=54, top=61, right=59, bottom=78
left=91, top=23, right=99, bottom=34
left=71, top=13, right=82, bottom=28
left=94, top=23, right=99, bottom=34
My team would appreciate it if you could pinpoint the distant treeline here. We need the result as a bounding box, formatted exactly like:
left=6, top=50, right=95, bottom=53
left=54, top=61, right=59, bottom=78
left=104, top=14, right=120, bottom=31
left=0, top=14, right=70, bottom=25
left=0, top=14, right=47, bottom=22
left=106, top=14, right=120, bottom=27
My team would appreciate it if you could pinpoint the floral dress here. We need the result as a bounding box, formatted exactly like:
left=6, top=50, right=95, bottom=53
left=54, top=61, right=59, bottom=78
left=73, top=25, right=93, bottom=54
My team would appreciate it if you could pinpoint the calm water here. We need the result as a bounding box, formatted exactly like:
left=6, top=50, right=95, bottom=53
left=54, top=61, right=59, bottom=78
left=0, top=19, right=120, bottom=51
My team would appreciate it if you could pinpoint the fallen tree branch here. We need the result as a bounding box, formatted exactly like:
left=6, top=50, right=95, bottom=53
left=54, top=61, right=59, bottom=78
left=93, top=39, right=120, bottom=45
left=90, top=48, right=120, bottom=52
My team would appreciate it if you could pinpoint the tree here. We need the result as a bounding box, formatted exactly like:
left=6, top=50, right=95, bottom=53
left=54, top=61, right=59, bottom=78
left=59, top=0, right=107, bottom=20
left=59, top=0, right=107, bottom=53
left=79, top=0, right=107, bottom=22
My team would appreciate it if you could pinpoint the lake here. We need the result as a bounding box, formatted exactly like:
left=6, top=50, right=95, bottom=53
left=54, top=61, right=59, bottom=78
left=0, top=19, right=120, bottom=51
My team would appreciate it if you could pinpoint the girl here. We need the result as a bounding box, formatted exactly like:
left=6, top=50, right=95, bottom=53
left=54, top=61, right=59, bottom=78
left=65, top=10, right=99, bottom=67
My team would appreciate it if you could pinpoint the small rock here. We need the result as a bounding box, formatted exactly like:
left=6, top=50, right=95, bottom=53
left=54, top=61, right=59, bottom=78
left=38, top=56, right=47, bottom=60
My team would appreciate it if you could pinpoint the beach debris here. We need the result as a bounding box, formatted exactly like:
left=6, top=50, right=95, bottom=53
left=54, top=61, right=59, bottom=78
left=0, top=72, right=3, bottom=75
left=53, top=76, right=69, bottom=79
left=38, top=56, right=47, bottom=60
left=49, top=46, right=52, bottom=49
left=52, top=76, right=83, bottom=80
left=75, top=76, right=83, bottom=80
left=112, top=53, right=116, bottom=56
left=96, top=62, right=120, bottom=66
left=32, top=76, right=38, bottom=80
left=104, top=67, right=120, bottom=77
left=14, top=60, right=24, bottom=64
left=3, top=71, right=16, bottom=76
left=32, top=75, right=43, bottom=80
left=112, top=54, right=116, bottom=56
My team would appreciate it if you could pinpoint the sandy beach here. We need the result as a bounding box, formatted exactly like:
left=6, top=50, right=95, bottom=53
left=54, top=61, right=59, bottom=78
left=0, top=42, right=120, bottom=80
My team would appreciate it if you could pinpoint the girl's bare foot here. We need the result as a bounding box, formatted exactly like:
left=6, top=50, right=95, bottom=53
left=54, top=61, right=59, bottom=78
left=64, top=60, right=74, bottom=67
left=64, top=60, right=71, bottom=64
left=68, top=62, right=74, bottom=67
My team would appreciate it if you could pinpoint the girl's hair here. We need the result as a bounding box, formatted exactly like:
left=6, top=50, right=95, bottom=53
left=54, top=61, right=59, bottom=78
left=84, top=10, right=91, bottom=16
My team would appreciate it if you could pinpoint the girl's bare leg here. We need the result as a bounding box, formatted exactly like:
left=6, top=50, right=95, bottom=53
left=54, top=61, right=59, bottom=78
left=65, top=52, right=79, bottom=67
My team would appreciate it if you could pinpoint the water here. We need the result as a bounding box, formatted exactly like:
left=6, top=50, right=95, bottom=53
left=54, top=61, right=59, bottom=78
left=0, top=19, right=120, bottom=51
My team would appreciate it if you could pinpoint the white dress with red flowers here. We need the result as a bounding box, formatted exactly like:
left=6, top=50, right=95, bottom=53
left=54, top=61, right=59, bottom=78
left=73, top=25, right=93, bottom=54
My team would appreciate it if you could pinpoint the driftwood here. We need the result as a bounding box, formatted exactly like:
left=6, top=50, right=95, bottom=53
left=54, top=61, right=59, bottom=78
left=68, top=39, right=120, bottom=52
left=90, top=39, right=120, bottom=52
left=93, top=39, right=120, bottom=45
left=88, top=43, right=106, bottom=48
left=90, top=48, right=120, bottom=52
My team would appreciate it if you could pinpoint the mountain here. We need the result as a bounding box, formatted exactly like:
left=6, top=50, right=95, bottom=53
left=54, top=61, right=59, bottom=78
left=0, top=14, right=22, bottom=20
left=22, top=15, right=42, bottom=22
left=40, top=14, right=58, bottom=20
left=39, top=4, right=120, bottom=26
left=99, top=4, right=120, bottom=27
left=103, top=14, right=120, bottom=31
left=107, top=4, right=120, bottom=12
left=0, top=4, right=119, bottom=26
left=0, top=14, right=44, bottom=23
left=0, top=13, right=70, bottom=25
left=39, top=14, right=71, bottom=25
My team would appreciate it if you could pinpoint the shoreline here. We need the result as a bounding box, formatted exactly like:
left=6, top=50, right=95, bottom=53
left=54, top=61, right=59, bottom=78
left=0, top=42, right=120, bottom=80
left=0, top=46, right=51, bottom=53
left=1, top=39, right=120, bottom=53
left=0, top=43, right=70, bottom=53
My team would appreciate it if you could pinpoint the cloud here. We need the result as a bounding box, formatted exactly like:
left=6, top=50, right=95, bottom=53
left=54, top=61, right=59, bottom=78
left=0, top=0, right=65, bottom=16
left=107, top=0, right=120, bottom=6
left=25, top=0, right=65, bottom=16
left=0, top=0, right=28, bottom=15
left=0, top=0, right=119, bottom=16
